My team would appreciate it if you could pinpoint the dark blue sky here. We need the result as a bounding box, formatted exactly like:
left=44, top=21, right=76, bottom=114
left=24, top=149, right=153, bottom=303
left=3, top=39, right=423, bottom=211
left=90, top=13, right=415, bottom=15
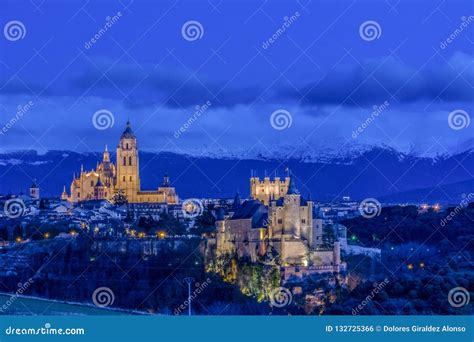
left=0, top=0, right=472, bottom=157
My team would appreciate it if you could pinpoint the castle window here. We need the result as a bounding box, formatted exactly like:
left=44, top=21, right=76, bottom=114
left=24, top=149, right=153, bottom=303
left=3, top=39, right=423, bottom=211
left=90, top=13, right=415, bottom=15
left=129, top=156, right=132, bottom=165
left=277, top=219, right=282, bottom=224
left=130, top=176, right=132, bottom=181
left=126, top=143, right=129, bottom=149
left=77, top=192, right=80, bottom=198
left=91, top=180, right=94, bottom=186
left=301, top=219, right=306, bottom=224
left=123, top=157, right=126, bottom=165
left=123, top=176, right=126, bottom=182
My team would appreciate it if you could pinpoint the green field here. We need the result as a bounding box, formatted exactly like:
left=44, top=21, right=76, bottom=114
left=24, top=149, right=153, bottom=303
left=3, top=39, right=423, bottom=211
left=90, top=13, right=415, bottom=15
left=0, top=294, right=128, bottom=315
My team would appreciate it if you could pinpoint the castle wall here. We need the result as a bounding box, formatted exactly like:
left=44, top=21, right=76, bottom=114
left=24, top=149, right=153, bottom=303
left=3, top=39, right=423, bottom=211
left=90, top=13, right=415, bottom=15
left=250, top=176, right=290, bottom=205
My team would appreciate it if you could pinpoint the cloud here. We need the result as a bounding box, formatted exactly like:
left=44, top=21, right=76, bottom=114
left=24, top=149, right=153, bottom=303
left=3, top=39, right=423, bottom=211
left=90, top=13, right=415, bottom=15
left=71, top=58, right=263, bottom=109
left=278, top=52, right=474, bottom=107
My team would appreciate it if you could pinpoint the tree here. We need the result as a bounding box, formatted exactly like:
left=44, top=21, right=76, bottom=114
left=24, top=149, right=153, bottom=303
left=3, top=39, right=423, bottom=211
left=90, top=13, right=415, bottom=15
left=111, top=189, right=128, bottom=206
left=158, top=212, right=187, bottom=235
left=194, top=209, right=216, bottom=236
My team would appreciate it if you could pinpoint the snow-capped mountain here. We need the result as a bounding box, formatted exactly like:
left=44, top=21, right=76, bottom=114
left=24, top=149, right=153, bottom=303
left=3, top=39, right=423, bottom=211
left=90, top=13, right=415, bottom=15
left=0, top=146, right=472, bottom=204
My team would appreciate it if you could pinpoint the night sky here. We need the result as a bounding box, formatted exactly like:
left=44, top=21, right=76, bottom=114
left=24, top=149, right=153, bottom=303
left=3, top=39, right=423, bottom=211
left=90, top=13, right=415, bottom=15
left=0, top=0, right=472, bottom=157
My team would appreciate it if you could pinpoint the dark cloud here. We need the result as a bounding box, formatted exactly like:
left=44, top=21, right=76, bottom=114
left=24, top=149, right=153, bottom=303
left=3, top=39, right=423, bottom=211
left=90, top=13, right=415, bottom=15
left=71, top=59, right=263, bottom=109
left=278, top=52, right=473, bottom=107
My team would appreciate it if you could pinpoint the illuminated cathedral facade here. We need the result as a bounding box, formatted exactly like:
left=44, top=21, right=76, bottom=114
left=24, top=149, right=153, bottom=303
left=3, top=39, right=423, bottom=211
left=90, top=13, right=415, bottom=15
left=61, top=121, right=179, bottom=204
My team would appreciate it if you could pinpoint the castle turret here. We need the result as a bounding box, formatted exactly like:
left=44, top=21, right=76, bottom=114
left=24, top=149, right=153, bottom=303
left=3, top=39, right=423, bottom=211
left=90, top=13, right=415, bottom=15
left=230, top=191, right=241, bottom=216
left=162, top=173, right=170, bottom=187
left=29, top=180, right=39, bottom=199
left=250, top=173, right=290, bottom=205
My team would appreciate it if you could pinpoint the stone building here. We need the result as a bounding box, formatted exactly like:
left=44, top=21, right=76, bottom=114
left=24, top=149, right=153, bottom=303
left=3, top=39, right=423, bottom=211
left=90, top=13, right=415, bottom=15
left=62, top=121, right=179, bottom=204
left=216, top=175, right=343, bottom=274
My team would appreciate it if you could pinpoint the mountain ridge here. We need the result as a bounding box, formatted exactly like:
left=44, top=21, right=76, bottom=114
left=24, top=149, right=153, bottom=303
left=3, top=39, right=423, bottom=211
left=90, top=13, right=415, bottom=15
left=0, top=146, right=472, bottom=203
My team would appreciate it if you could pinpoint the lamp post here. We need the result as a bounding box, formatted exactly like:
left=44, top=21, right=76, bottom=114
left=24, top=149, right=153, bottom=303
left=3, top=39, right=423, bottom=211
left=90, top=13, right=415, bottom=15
left=183, top=277, right=194, bottom=316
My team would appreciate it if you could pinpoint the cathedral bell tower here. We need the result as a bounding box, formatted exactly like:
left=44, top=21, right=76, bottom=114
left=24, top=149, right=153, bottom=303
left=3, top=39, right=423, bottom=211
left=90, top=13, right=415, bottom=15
left=116, top=120, right=140, bottom=201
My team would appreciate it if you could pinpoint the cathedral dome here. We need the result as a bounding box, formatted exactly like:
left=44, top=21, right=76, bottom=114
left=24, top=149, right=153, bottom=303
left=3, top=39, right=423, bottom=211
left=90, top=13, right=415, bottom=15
left=120, top=120, right=136, bottom=139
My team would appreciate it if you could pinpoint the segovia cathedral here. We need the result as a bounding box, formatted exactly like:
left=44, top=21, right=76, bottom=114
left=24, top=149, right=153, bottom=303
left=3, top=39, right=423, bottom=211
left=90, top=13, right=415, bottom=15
left=61, top=121, right=179, bottom=204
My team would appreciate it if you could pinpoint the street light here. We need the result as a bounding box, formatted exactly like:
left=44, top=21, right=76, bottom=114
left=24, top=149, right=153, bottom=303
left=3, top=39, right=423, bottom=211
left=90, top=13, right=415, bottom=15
left=183, top=277, right=194, bottom=316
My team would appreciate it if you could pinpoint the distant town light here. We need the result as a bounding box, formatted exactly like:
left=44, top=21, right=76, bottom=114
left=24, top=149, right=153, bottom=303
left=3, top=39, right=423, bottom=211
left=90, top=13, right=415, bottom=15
left=15, top=237, right=22, bottom=243
left=157, top=231, right=166, bottom=239
left=44, top=232, right=50, bottom=239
